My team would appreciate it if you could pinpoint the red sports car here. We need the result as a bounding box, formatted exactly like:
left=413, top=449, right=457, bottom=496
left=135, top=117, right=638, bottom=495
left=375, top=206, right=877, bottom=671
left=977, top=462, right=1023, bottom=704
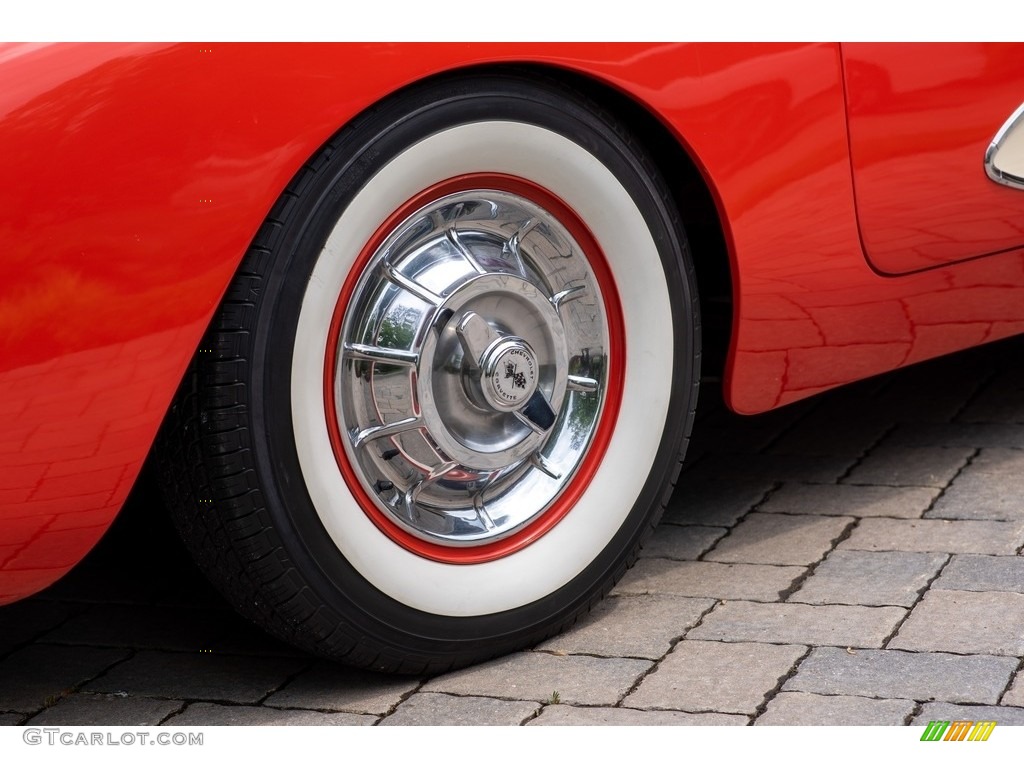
left=3, top=43, right=1023, bottom=673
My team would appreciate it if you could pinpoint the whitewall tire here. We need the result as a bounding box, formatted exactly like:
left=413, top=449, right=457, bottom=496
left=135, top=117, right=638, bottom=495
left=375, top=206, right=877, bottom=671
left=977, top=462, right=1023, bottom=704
left=157, top=71, right=700, bottom=673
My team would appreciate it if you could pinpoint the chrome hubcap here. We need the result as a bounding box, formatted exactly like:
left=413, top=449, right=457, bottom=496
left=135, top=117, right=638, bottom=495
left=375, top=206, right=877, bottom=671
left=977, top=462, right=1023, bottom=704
left=333, top=186, right=612, bottom=548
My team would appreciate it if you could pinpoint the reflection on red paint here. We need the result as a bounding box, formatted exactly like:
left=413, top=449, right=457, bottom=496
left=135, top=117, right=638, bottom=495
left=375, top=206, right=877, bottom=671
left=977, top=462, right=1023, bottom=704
left=843, top=43, right=1024, bottom=274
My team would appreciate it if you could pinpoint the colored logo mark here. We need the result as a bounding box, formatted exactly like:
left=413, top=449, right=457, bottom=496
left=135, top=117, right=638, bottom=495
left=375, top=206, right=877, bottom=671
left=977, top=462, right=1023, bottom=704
left=920, top=720, right=996, bottom=742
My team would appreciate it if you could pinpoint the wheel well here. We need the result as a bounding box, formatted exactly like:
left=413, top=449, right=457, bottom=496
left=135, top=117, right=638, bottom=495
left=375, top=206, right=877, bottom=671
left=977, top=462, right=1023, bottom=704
left=381, top=62, right=733, bottom=384
left=505, top=64, right=734, bottom=384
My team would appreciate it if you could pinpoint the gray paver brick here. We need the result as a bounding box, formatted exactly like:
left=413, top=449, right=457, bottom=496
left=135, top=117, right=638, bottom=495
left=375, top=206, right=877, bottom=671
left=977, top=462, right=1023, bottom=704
left=932, top=554, right=1024, bottom=592
left=1003, top=674, right=1024, bottom=707
left=688, top=454, right=855, bottom=484
left=381, top=693, right=538, bottom=726
left=759, top=483, right=937, bottom=519
left=769, top=414, right=888, bottom=457
left=165, top=703, right=373, bottom=726
left=263, top=663, right=419, bottom=715
left=536, top=595, right=714, bottom=659
left=612, top=559, right=804, bottom=601
left=688, top=601, right=905, bottom=648
left=424, top=652, right=651, bottom=706
left=0, top=644, right=129, bottom=713
left=890, top=589, right=1024, bottom=656
left=843, top=445, right=973, bottom=487
left=85, top=650, right=305, bottom=704
left=624, top=640, right=805, bottom=715
left=26, top=694, right=182, bottom=726
left=706, top=513, right=854, bottom=566
left=640, top=524, right=727, bottom=560
left=928, top=471, right=1024, bottom=521
left=792, top=551, right=947, bottom=607
left=960, top=376, right=1024, bottom=424
left=783, top=647, right=1016, bottom=704
left=912, top=703, right=1024, bottom=726
left=889, top=422, right=1024, bottom=449
left=754, top=692, right=915, bottom=726
left=662, top=477, right=773, bottom=527
left=964, top=447, right=1024, bottom=474
left=528, top=705, right=747, bottom=726
left=838, top=518, right=1024, bottom=555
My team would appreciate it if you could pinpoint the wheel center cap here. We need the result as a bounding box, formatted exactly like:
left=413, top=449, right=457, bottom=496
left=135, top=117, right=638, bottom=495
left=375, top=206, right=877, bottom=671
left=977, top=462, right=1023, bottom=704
left=481, top=338, right=539, bottom=411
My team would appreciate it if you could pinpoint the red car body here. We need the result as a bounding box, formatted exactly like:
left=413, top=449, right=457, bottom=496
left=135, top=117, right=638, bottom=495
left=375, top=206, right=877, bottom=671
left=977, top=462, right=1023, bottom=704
left=3, top=42, right=1024, bottom=605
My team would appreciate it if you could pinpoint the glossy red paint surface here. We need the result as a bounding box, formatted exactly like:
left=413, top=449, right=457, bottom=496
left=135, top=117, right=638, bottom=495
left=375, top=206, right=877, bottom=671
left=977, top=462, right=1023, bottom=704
left=3, top=42, right=1024, bottom=600
left=843, top=43, right=1024, bottom=274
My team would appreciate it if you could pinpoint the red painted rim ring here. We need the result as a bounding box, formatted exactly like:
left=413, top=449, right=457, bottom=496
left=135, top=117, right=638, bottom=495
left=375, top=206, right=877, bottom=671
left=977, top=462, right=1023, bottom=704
left=322, top=173, right=625, bottom=564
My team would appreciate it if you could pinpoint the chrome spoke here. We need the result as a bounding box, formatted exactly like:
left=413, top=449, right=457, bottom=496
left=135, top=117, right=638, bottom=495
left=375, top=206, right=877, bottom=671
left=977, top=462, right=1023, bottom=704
left=514, top=410, right=547, bottom=435
left=343, top=343, right=419, bottom=366
left=531, top=451, right=562, bottom=480
left=447, top=226, right=487, bottom=274
left=404, top=460, right=459, bottom=510
left=428, top=209, right=446, bottom=229
left=516, top=390, right=557, bottom=433
left=567, top=375, right=600, bottom=393
left=383, top=261, right=443, bottom=306
left=472, top=474, right=499, bottom=531
left=353, top=416, right=423, bottom=449
left=506, top=218, right=538, bottom=277
left=550, top=283, right=586, bottom=311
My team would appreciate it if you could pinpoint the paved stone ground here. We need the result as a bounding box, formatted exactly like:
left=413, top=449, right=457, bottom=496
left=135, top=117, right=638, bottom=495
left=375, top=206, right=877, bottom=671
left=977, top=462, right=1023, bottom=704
left=3, top=336, right=1024, bottom=726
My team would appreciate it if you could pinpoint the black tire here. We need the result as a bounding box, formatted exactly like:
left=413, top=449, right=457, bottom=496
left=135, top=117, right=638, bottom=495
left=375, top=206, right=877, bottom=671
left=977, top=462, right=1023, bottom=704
left=156, top=71, right=700, bottom=674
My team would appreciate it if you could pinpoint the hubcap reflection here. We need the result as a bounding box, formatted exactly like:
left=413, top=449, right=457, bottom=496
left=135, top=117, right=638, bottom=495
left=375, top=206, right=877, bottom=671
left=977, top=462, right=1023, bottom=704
left=332, top=185, right=613, bottom=549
